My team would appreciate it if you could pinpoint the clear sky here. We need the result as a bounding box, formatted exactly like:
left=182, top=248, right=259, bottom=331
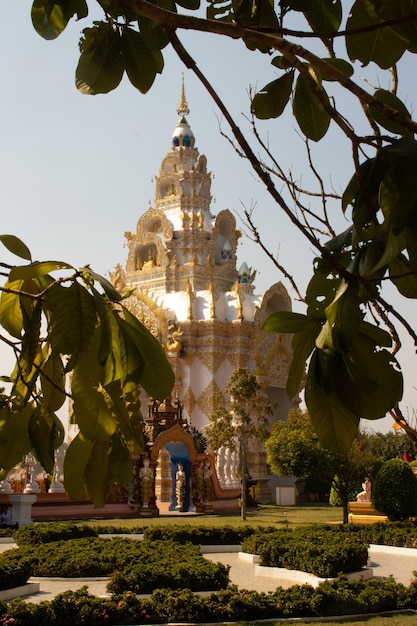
left=1, top=3, right=416, bottom=434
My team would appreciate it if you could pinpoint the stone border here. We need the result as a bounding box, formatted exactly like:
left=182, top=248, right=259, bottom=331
left=239, top=552, right=373, bottom=588
left=0, top=582, right=40, bottom=602
left=254, top=564, right=373, bottom=588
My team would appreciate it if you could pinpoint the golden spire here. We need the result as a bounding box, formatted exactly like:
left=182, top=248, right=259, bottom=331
left=177, top=73, right=190, bottom=117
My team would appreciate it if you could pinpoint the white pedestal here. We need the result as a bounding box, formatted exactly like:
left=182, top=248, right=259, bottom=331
left=9, top=494, right=37, bottom=526
left=48, top=480, right=65, bottom=494
left=276, top=486, right=296, bottom=506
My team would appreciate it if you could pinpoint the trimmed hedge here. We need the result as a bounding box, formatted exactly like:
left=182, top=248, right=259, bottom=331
left=0, top=576, right=417, bottom=624
left=0, top=537, right=229, bottom=592
left=0, top=549, right=33, bottom=591
left=14, top=523, right=97, bottom=547
left=143, top=524, right=261, bottom=544
left=242, top=526, right=368, bottom=577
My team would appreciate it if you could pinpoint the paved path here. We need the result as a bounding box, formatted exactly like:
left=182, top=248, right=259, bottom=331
left=0, top=542, right=416, bottom=604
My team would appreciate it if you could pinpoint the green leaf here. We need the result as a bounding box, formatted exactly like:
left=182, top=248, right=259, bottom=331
left=287, top=319, right=322, bottom=398
left=108, top=434, right=134, bottom=486
left=63, top=433, right=94, bottom=500
left=346, top=0, right=411, bottom=68
left=40, top=353, right=66, bottom=412
left=0, top=405, right=33, bottom=470
left=262, top=310, right=309, bottom=333
left=0, top=235, right=32, bottom=261
left=305, top=351, right=360, bottom=453
left=31, top=0, right=68, bottom=40
left=29, top=406, right=65, bottom=473
left=121, top=27, right=162, bottom=94
left=9, top=261, right=73, bottom=282
left=251, top=71, right=294, bottom=120
left=342, top=152, right=389, bottom=227
left=71, top=328, right=118, bottom=441
left=20, top=300, right=42, bottom=376
left=324, top=282, right=364, bottom=351
left=76, top=23, right=124, bottom=95
left=271, top=56, right=294, bottom=70
left=359, top=320, right=392, bottom=347
left=137, top=16, right=169, bottom=51
left=81, top=266, right=123, bottom=302
left=325, top=227, right=353, bottom=252
left=305, top=258, right=342, bottom=317
left=0, top=280, right=24, bottom=338
left=369, top=89, right=413, bottom=137
left=293, top=73, right=330, bottom=141
left=112, top=312, right=145, bottom=392
left=314, top=57, right=354, bottom=81
left=118, top=305, right=175, bottom=399
left=340, top=333, right=403, bottom=418
left=90, top=288, right=112, bottom=367
left=105, top=381, right=144, bottom=454
left=85, top=435, right=132, bottom=507
left=312, top=346, right=343, bottom=393
left=44, top=281, right=98, bottom=372
left=11, top=346, right=44, bottom=409
left=101, top=308, right=125, bottom=386
left=31, top=0, right=88, bottom=39
left=303, top=0, right=342, bottom=33
left=85, top=438, right=112, bottom=507
left=379, top=139, right=417, bottom=236
left=389, top=253, right=417, bottom=297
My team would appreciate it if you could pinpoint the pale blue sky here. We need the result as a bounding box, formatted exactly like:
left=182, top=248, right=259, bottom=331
left=1, top=3, right=417, bottom=433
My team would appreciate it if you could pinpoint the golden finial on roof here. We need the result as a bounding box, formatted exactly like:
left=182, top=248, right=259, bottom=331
left=177, top=73, right=190, bottom=117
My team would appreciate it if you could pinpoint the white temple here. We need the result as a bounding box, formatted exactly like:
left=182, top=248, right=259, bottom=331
left=111, top=80, right=295, bottom=502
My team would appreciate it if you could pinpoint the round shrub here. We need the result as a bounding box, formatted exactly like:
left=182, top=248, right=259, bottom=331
left=372, top=458, right=417, bottom=521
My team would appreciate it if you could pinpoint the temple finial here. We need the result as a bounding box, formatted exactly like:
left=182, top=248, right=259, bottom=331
left=177, top=73, right=190, bottom=117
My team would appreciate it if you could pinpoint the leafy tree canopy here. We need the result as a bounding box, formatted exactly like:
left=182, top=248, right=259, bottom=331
left=266, top=408, right=375, bottom=523
left=25, top=0, right=417, bottom=453
left=0, top=235, right=174, bottom=506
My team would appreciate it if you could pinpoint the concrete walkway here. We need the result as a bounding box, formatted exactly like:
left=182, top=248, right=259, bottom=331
left=0, top=541, right=416, bottom=604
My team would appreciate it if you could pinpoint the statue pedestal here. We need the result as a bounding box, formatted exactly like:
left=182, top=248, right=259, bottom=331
left=49, top=480, right=65, bottom=494
left=9, top=494, right=37, bottom=526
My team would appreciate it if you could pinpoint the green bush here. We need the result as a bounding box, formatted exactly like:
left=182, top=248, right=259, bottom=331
left=143, top=524, right=258, bottom=544
left=242, top=526, right=368, bottom=577
left=14, top=522, right=97, bottom=547
left=372, top=458, right=417, bottom=521
left=0, top=549, right=33, bottom=591
left=3, top=536, right=229, bottom=593
left=107, top=540, right=230, bottom=594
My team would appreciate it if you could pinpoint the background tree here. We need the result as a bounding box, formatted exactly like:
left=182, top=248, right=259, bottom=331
left=18, top=0, right=417, bottom=453
left=365, top=430, right=415, bottom=464
left=205, top=368, right=270, bottom=520
left=266, top=409, right=374, bottom=523
left=372, top=458, right=417, bottom=521
left=0, top=235, right=174, bottom=506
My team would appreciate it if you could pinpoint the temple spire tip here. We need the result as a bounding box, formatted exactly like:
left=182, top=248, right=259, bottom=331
left=177, top=73, right=190, bottom=117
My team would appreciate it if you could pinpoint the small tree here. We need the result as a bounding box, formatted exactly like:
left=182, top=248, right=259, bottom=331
left=266, top=409, right=374, bottom=523
left=372, top=458, right=417, bottom=521
left=206, top=368, right=270, bottom=521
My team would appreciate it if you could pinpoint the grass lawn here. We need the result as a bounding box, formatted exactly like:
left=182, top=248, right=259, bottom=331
left=261, top=616, right=417, bottom=626
left=82, top=502, right=343, bottom=529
